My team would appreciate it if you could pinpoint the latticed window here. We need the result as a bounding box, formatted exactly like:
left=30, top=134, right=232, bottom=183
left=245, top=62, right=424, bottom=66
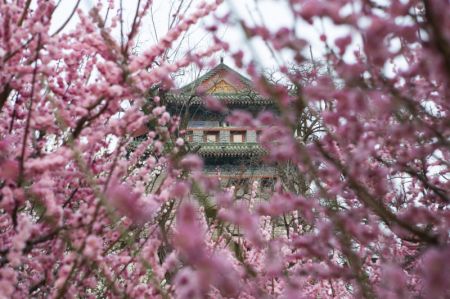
left=204, top=131, right=219, bottom=142
left=261, top=178, right=275, bottom=191
left=256, top=130, right=262, bottom=142
left=186, top=131, right=193, bottom=142
left=231, top=131, right=245, bottom=143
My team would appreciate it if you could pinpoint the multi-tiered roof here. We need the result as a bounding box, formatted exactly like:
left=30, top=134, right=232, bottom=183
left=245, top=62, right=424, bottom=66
left=165, top=61, right=276, bottom=179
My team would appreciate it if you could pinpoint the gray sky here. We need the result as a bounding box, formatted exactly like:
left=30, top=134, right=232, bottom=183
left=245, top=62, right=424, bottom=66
left=49, top=0, right=362, bottom=84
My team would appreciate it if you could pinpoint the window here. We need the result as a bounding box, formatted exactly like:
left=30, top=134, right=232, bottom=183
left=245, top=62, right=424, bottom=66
left=186, top=131, right=193, bottom=142
left=261, top=178, right=275, bottom=191
left=204, top=131, right=219, bottom=142
left=231, top=131, right=246, bottom=143
left=256, top=130, right=262, bottom=142
left=229, top=178, right=250, bottom=196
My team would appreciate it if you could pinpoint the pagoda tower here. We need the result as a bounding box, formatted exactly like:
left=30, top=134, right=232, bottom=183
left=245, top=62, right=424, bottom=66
left=165, top=60, right=276, bottom=194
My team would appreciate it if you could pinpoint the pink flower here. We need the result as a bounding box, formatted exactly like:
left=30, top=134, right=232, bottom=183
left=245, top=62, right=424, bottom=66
left=377, top=264, right=408, bottom=298
left=335, top=35, right=352, bottom=55
left=170, top=181, right=190, bottom=199
left=174, top=267, right=202, bottom=299
left=203, top=95, right=227, bottom=112
left=32, top=22, right=46, bottom=34
left=257, top=111, right=276, bottom=126
left=108, top=85, right=123, bottom=97
left=83, top=235, right=103, bottom=260
left=152, top=106, right=165, bottom=116
left=226, top=110, right=254, bottom=127
left=0, top=267, right=17, bottom=298
left=200, top=254, right=241, bottom=297
left=0, top=159, right=19, bottom=181
left=161, top=251, right=179, bottom=274
left=175, top=138, right=184, bottom=147
left=299, top=1, right=325, bottom=23
left=421, top=247, right=450, bottom=298
left=218, top=203, right=264, bottom=247
left=180, top=154, right=203, bottom=172
left=173, top=202, right=206, bottom=263
left=214, top=190, right=233, bottom=208
left=107, top=181, right=156, bottom=225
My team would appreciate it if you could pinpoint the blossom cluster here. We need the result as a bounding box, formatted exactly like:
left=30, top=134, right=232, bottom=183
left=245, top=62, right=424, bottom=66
left=0, top=0, right=449, bottom=298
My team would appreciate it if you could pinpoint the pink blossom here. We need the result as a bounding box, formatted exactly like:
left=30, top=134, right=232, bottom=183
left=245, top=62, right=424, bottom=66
left=227, top=110, right=254, bottom=127
left=377, top=264, right=408, bottom=298
left=174, top=267, right=202, bottom=299
left=107, top=181, right=156, bottom=225
left=203, top=95, right=227, bottom=112
left=0, top=267, right=17, bottom=298
left=107, top=85, right=123, bottom=97
left=0, top=159, right=19, bottom=181
left=218, top=202, right=264, bottom=247
left=83, top=235, right=103, bottom=260
left=0, top=0, right=449, bottom=297
left=299, top=1, right=326, bottom=23
left=180, top=154, right=203, bottom=171
left=335, top=35, right=352, bottom=55
left=170, top=181, right=190, bottom=199
left=421, top=247, right=450, bottom=298
left=175, top=138, right=184, bottom=147
left=152, top=106, right=165, bottom=116
left=173, top=202, right=206, bottom=263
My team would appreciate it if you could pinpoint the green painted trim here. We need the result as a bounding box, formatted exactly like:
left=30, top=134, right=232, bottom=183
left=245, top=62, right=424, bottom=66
left=191, top=142, right=265, bottom=157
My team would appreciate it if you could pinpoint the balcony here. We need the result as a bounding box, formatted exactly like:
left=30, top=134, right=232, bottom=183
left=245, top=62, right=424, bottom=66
left=187, top=127, right=257, bottom=142
left=186, top=126, right=265, bottom=157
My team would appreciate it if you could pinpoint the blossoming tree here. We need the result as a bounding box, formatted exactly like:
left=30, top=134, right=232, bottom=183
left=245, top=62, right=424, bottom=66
left=0, top=0, right=449, bottom=298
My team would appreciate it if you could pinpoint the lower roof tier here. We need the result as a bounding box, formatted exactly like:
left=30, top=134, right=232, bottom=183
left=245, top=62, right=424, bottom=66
left=203, top=164, right=276, bottom=178
left=190, top=142, right=265, bottom=157
left=165, top=92, right=274, bottom=106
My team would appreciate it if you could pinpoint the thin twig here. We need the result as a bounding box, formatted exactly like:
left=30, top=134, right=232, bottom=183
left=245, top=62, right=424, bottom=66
left=18, top=34, right=41, bottom=186
left=50, top=0, right=81, bottom=37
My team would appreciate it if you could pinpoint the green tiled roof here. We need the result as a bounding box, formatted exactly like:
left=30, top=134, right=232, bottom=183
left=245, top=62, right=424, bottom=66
left=203, top=165, right=276, bottom=177
left=165, top=92, right=272, bottom=105
left=191, top=142, right=265, bottom=157
left=128, top=137, right=265, bottom=158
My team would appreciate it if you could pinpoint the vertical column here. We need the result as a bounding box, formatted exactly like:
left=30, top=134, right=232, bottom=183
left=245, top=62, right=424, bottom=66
left=193, top=130, right=203, bottom=142
left=220, top=130, right=230, bottom=143
left=247, top=130, right=257, bottom=142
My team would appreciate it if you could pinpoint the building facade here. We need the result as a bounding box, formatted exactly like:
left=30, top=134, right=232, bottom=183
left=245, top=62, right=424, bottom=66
left=165, top=61, right=277, bottom=192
